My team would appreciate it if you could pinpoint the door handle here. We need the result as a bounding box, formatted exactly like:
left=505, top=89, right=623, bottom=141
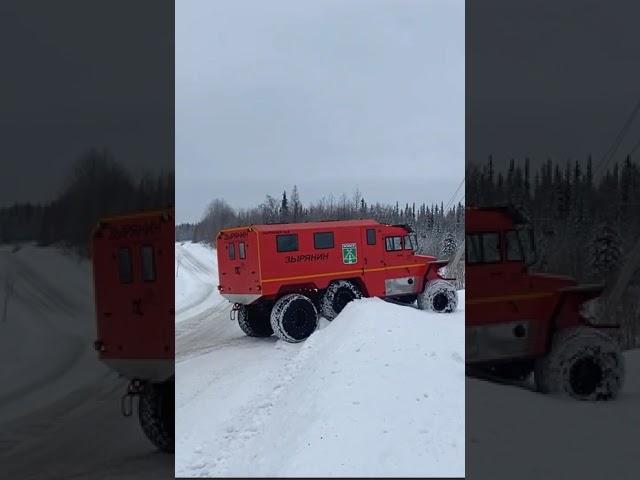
left=132, top=299, right=143, bottom=315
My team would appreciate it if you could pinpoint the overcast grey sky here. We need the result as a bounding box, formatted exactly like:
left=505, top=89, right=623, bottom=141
left=467, top=0, right=640, bottom=172
left=0, top=0, right=173, bottom=208
left=176, top=0, right=464, bottom=223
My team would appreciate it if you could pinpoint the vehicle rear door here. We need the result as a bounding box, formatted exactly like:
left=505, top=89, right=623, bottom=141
left=96, top=215, right=171, bottom=359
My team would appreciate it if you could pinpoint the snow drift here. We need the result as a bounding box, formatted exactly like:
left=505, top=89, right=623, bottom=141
left=0, top=244, right=173, bottom=479
left=175, top=241, right=223, bottom=325
left=175, top=241, right=465, bottom=477
left=223, top=297, right=465, bottom=477
left=466, top=348, right=640, bottom=480
left=0, top=244, right=97, bottom=422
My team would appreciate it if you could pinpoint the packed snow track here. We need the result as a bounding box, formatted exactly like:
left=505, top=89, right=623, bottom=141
left=466, top=347, right=640, bottom=480
left=0, top=244, right=173, bottom=479
left=175, top=241, right=465, bottom=477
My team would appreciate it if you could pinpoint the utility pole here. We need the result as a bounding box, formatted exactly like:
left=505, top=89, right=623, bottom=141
left=3, top=276, right=14, bottom=323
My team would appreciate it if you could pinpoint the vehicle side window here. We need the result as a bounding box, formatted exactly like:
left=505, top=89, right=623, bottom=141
left=466, top=233, right=501, bottom=263
left=482, top=233, right=501, bottom=262
left=141, top=245, right=156, bottom=282
left=366, top=229, right=376, bottom=245
left=466, top=235, right=482, bottom=263
left=228, top=242, right=235, bottom=260
left=403, top=235, right=414, bottom=250
left=385, top=236, right=403, bottom=251
left=277, top=234, right=298, bottom=252
left=505, top=230, right=523, bottom=261
left=117, top=247, right=132, bottom=283
left=238, top=241, right=246, bottom=259
left=314, top=231, right=334, bottom=249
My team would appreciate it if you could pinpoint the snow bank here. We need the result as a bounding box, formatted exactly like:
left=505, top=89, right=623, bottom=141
left=0, top=244, right=102, bottom=422
left=175, top=241, right=465, bottom=477
left=226, top=297, right=465, bottom=477
left=0, top=243, right=170, bottom=478
left=467, top=348, right=640, bottom=480
left=175, top=241, right=223, bottom=324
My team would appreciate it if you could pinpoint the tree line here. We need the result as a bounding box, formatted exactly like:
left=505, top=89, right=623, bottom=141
left=467, top=155, right=640, bottom=348
left=178, top=188, right=466, bottom=288
left=0, top=148, right=174, bottom=257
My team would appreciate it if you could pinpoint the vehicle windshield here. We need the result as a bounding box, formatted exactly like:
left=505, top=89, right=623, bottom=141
left=516, top=227, right=536, bottom=266
left=403, top=234, right=417, bottom=251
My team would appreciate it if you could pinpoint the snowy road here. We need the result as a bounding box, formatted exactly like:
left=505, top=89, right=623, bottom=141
left=175, top=242, right=465, bottom=477
left=467, top=347, right=640, bottom=480
left=0, top=245, right=173, bottom=479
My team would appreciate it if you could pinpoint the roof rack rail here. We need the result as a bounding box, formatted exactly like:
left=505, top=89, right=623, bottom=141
left=466, top=203, right=531, bottom=225
left=391, top=223, right=414, bottom=232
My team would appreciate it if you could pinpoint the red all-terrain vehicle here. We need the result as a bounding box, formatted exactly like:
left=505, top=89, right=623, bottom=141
left=465, top=206, right=625, bottom=400
left=216, top=219, right=458, bottom=343
left=92, top=209, right=174, bottom=452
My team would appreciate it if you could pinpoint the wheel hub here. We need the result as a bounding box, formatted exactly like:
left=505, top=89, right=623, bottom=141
left=433, top=292, right=448, bottom=312
left=569, top=357, right=603, bottom=396
left=283, top=301, right=316, bottom=340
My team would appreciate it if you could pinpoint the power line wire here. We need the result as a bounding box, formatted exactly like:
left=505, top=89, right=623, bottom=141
left=595, top=96, right=640, bottom=177
left=627, top=135, right=640, bottom=159
left=444, top=177, right=465, bottom=212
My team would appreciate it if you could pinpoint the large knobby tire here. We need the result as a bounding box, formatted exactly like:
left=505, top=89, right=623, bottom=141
left=534, top=326, right=625, bottom=401
left=321, top=280, right=363, bottom=320
left=271, top=293, right=319, bottom=343
left=237, top=303, right=273, bottom=337
left=139, top=378, right=174, bottom=453
left=417, top=280, right=458, bottom=313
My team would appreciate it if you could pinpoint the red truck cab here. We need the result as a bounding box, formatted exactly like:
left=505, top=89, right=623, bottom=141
left=465, top=206, right=624, bottom=400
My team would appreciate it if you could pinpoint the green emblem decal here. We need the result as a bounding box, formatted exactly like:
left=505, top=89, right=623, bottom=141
left=342, top=243, right=357, bottom=265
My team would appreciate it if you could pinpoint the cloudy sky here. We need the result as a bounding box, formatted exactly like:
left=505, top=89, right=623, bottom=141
left=176, top=0, right=464, bottom=223
left=0, top=0, right=173, bottom=208
left=467, top=0, right=640, bottom=172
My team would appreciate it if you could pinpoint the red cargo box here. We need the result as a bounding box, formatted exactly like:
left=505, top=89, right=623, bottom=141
left=217, top=219, right=441, bottom=302
left=216, top=219, right=458, bottom=343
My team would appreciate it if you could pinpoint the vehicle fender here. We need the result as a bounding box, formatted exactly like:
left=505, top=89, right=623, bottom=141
left=551, top=284, right=608, bottom=332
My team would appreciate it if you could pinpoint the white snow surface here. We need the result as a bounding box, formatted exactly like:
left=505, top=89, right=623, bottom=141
left=467, top=348, right=640, bottom=480
left=175, top=241, right=465, bottom=477
left=175, top=241, right=224, bottom=325
left=0, top=244, right=172, bottom=479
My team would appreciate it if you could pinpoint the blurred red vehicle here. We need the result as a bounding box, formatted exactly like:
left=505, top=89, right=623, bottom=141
left=92, top=208, right=174, bottom=452
left=465, top=206, right=625, bottom=400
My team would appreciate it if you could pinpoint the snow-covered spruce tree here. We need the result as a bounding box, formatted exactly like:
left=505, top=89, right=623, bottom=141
left=280, top=190, right=289, bottom=223
left=440, top=231, right=457, bottom=259
left=589, top=222, right=622, bottom=280
left=291, top=185, right=302, bottom=222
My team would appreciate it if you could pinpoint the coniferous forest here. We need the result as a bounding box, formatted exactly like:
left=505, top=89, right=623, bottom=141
left=176, top=189, right=466, bottom=289
left=0, top=149, right=174, bottom=257
left=467, top=155, right=640, bottom=349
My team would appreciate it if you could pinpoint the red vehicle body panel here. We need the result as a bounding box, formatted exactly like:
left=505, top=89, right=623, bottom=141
left=217, top=219, right=444, bottom=304
left=465, top=207, right=603, bottom=363
left=91, top=209, right=174, bottom=382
